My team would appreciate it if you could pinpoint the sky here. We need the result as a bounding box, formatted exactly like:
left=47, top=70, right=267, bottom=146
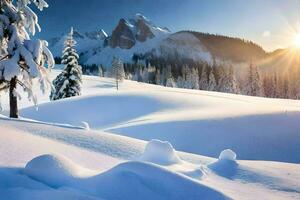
left=34, top=0, right=300, bottom=52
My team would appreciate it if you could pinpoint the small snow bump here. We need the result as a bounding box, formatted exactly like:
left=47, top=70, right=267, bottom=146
left=219, top=149, right=237, bottom=161
left=140, top=139, right=181, bottom=165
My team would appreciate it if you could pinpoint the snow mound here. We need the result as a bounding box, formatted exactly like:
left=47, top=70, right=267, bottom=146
left=140, top=139, right=181, bottom=165
left=208, top=149, right=238, bottom=178
left=89, top=161, right=228, bottom=200
left=24, top=154, right=90, bottom=187
left=219, top=149, right=237, bottom=161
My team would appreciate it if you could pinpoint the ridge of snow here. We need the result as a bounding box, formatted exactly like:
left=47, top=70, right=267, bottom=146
left=23, top=154, right=229, bottom=200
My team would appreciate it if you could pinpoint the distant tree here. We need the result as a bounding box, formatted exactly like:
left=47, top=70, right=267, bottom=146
left=199, top=65, right=209, bottom=90
left=50, top=27, right=82, bottom=100
left=207, top=67, right=217, bottom=91
left=219, top=65, right=239, bottom=94
left=112, top=57, right=125, bottom=90
left=262, top=73, right=274, bottom=98
left=165, top=65, right=176, bottom=87
left=245, top=63, right=262, bottom=96
left=155, top=69, right=162, bottom=85
left=0, top=0, right=54, bottom=118
left=282, top=75, right=290, bottom=99
left=98, top=65, right=104, bottom=77
left=186, top=67, right=199, bottom=89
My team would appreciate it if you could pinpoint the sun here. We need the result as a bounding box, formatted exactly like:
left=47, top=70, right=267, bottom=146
left=293, top=34, right=300, bottom=48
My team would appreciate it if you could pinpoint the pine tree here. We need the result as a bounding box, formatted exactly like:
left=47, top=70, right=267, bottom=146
left=207, top=67, right=217, bottom=91
left=112, top=57, right=125, bottom=90
left=155, top=69, right=162, bottom=85
left=50, top=27, right=82, bottom=100
left=199, top=65, right=208, bottom=90
left=262, top=73, right=274, bottom=98
left=245, top=63, right=262, bottom=96
left=0, top=0, right=54, bottom=118
left=165, top=65, right=176, bottom=87
left=219, top=65, right=239, bottom=94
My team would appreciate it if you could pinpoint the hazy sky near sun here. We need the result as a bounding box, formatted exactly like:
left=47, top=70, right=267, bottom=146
left=34, top=0, right=300, bottom=52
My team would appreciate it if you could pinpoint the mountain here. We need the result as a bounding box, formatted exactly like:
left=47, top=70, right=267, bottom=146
left=48, top=14, right=278, bottom=68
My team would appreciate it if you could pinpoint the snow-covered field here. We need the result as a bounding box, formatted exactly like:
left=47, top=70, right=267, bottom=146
left=0, top=70, right=300, bottom=199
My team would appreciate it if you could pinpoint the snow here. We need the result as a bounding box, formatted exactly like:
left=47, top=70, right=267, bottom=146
left=140, top=139, right=182, bottom=165
left=13, top=71, right=300, bottom=163
left=0, top=70, right=300, bottom=199
left=23, top=155, right=229, bottom=200
left=85, top=30, right=170, bottom=66
left=47, top=15, right=213, bottom=67
left=159, top=32, right=212, bottom=63
left=219, top=149, right=237, bottom=161
left=24, top=154, right=94, bottom=187
left=85, top=32, right=212, bottom=67
left=82, top=121, right=90, bottom=130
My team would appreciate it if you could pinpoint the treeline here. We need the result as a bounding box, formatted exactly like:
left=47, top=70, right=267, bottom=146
left=81, top=57, right=300, bottom=100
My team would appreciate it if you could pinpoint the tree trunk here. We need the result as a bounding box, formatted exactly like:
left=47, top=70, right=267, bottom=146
left=9, top=76, right=18, bottom=118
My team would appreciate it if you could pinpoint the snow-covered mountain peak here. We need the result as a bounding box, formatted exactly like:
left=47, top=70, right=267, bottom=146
left=134, top=13, right=149, bottom=21
left=108, top=14, right=170, bottom=49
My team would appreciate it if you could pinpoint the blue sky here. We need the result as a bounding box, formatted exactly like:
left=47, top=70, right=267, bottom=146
left=34, top=0, right=300, bottom=51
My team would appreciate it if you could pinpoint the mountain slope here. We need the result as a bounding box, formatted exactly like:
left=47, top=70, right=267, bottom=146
left=48, top=14, right=272, bottom=67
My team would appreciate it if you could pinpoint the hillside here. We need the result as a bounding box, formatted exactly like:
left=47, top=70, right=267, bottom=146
left=189, top=31, right=267, bottom=63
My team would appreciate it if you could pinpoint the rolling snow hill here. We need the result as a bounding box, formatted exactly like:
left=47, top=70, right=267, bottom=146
left=0, top=71, right=300, bottom=199
left=14, top=70, right=300, bottom=164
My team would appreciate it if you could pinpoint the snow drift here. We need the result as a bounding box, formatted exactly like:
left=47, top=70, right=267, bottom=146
left=23, top=154, right=229, bottom=200
left=24, top=154, right=93, bottom=187
left=208, top=149, right=238, bottom=178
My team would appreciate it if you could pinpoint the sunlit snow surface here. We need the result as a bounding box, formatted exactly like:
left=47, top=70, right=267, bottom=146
left=0, top=70, right=300, bottom=199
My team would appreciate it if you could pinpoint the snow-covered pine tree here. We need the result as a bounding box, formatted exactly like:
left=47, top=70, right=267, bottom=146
left=176, top=76, right=184, bottom=88
left=50, top=27, right=82, bottom=101
left=282, top=74, right=290, bottom=99
left=207, top=67, right=217, bottom=91
left=165, top=65, right=176, bottom=87
left=199, top=65, right=208, bottom=90
left=245, top=62, right=262, bottom=96
left=219, top=65, right=239, bottom=94
left=0, top=0, right=54, bottom=118
left=111, top=57, right=125, bottom=90
left=190, top=68, right=199, bottom=89
left=155, top=69, right=162, bottom=85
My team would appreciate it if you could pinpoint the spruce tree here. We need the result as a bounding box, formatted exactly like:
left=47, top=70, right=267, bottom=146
left=0, top=0, right=54, bottom=118
left=165, top=65, right=176, bottom=87
left=245, top=63, right=262, bottom=96
left=50, top=27, right=82, bottom=100
left=207, top=67, right=217, bottom=91
left=112, top=57, right=125, bottom=90
left=199, top=65, right=209, bottom=90
left=219, top=65, right=239, bottom=94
